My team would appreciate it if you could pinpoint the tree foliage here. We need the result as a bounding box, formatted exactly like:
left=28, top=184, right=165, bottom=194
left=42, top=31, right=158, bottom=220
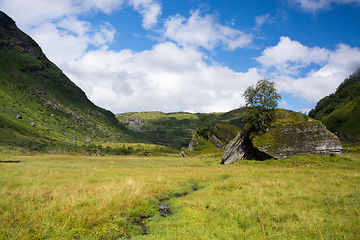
left=243, top=79, right=281, bottom=133
left=243, top=78, right=281, bottom=109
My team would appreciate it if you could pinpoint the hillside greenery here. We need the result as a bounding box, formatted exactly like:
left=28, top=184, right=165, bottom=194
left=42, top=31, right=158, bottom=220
left=309, top=68, right=360, bottom=140
left=0, top=11, right=140, bottom=153
left=1, top=10, right=360, bottom=239
left=116, top=108, right=247, bottom=150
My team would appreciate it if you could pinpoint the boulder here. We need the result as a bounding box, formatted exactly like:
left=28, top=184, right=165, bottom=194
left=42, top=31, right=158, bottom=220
left=221, top=131, right=255, bottom=165
left=187, top=134, right=199, bottom=152
left=222, top=110, right=343, bottom=164
left=86, top=149, right=102, bottom=156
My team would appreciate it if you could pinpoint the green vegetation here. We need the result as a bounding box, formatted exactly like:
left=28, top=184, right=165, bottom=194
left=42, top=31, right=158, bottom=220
left=0, top=11, right=140, bottom=152
left=243, top=79, right=281, bottom=133
left=309, top=68, right=360, bottom=140
left=251, top=109, right=323, bottom=154
left=116, top=111, right=199, bottom=149
left=1, top=153, right=359, bottom=239
left=1, top=11, right=359, bottom=240
left=116, top=108, right=247, bottom=150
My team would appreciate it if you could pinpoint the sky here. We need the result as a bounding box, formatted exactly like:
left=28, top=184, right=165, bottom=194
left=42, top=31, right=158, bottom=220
left=1, top=0, right=360, bottom=114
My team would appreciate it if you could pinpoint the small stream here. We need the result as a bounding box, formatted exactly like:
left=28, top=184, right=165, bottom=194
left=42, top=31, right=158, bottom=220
left=158, top=185, right=198, bottom=218
left=137, top=185, right=198, bottom=236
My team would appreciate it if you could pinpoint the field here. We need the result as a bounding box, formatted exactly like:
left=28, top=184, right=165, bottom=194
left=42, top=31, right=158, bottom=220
left=1, top=153, right=359, bottom=239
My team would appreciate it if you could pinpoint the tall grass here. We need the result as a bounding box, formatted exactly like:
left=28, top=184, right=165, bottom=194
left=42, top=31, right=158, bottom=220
left=0, top=153, right=359, bottom=239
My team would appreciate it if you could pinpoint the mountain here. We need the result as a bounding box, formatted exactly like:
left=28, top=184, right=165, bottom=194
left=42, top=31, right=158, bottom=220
left=0, top=11, right=136, bottom=151
left=116, top=108, right=247, bottom=149
left=309, top=68, right=360, bottom=141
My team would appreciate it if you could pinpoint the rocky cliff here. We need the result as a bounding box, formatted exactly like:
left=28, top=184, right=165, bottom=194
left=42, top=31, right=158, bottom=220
left=181, top=123, right=241, bottom=157
left=222, top=109, right=343, bottom=165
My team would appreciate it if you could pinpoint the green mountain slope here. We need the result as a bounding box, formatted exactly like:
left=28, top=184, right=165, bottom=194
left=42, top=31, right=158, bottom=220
left=116, top=108, right=247, bottom=149
left=0, top=11, right=135, bottom=151
left=309, top=68, right=360, bottom=141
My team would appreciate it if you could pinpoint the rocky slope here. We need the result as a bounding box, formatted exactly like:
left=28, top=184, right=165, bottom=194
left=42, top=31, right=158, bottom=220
left=221, top=109, right=342, bottom=164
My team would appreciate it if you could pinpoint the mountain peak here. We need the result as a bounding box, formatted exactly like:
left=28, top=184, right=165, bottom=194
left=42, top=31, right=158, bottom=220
left=0, top=10, right=16, bottom=28
left=0, top=11, right=43, bottom=60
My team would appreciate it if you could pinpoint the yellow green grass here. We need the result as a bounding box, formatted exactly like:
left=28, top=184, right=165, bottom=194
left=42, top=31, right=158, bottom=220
left=0, top=153, right=359, bottom=239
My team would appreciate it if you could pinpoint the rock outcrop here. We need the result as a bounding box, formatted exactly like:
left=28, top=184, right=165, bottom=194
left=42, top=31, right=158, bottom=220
left=181, top=123, right=241, bottom=157
left=334, top=130, right=358, bottom=143
left=123, top=119, right=145, bottom=131
left=222, top=110, right=343, bottom=164
left=221, top=131, right=254, bottom=165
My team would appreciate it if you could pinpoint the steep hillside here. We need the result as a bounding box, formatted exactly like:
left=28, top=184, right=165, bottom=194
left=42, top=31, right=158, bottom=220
left=116, top=108, right=247, bottom=149
left=0, top=11, right=135, bottom=151
left=309, top=68, right=360, bottom=141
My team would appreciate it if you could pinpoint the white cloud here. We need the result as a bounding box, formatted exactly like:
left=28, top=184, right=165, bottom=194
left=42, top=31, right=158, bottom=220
left=1, top=0, right=359, bottom=114
left=92, top=22, right=116, bottom=46
left=255, top=14, right=270, bottom=27
left=0, top=0, right=125, bottom=28
left=27, top=18, right=116, bottom=66
left=256, top=37, right=360, bottom=103
left=255, top=36, right=330, bottom=76
left=288, top=0, right=360, bottom=13
left=128, top=0, right=162, bottom=29
left=163, top=9, right=253, bottom=51
left=63, top=42, right=261, bottom=113
left=57, top=17, right=92, bottom=36
left=28, top=21, right=90, bottom=65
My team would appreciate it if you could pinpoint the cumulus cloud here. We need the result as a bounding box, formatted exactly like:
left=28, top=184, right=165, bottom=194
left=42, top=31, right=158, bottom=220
left=255, top=36, right=330, bottom=76
left=27, top=18, right=116, bottom=66
left=0, top=0, right=157, bottom=65
left=256, top=37, right=360, bottom=103
left=1, top=0, right=359, bottom=114
left=128, top=0, right=162, bottom=29
left=288, top=0, right=360, bottom=13
left=0, top=0, right=125, bottom=27
left=163, top=9, right=253, bottom=51
left=63, top=42, right=261, bottom=113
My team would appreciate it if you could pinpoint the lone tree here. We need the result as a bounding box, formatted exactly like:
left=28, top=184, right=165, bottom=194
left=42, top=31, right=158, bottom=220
left=242, top=78, right=281, bottom=133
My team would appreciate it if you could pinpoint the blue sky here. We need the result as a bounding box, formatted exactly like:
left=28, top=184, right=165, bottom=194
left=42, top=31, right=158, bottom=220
left=1, top=0, right=360, bottom=113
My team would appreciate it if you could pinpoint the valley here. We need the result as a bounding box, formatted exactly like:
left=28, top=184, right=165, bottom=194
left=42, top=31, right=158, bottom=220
left=1, top=9, right=360, bottom=239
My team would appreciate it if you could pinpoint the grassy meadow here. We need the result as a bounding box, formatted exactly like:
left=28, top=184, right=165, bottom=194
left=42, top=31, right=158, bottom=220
left=0, top=153, right=359, bottom=239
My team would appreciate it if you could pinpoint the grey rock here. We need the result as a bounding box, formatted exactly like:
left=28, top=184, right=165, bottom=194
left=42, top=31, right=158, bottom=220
left=222, top=119, right=343, bottom=165
left=86, top=149, right=102, bottom=156
left=334, top=130, right=358, bottom=143
left=187, top=134, right=199, bottom=152
left=210, top=134, right=225, bottom=149
left=123, top=119, right=145, bottom=131
left=221, top=131, right=254, bottom=165
left=180, top=148, right=188, bottom=157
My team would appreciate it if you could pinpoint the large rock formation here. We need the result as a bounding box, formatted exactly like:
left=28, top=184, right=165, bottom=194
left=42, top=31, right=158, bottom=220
left=222, top=110, right=343, bottom=165
left=181, top=123, right=241, bottom=157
